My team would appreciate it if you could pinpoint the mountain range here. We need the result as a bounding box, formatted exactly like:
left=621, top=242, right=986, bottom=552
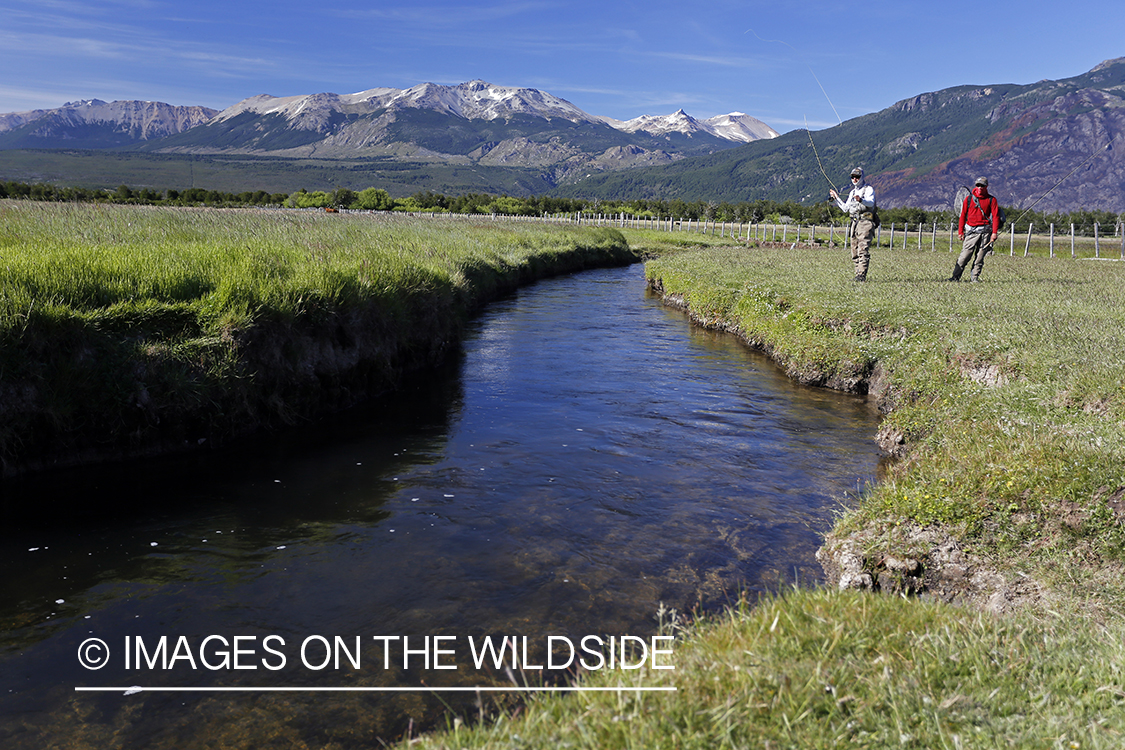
left=0, top=81, right=777, bottom=188
left=2, top=61, right=1124, bottom=213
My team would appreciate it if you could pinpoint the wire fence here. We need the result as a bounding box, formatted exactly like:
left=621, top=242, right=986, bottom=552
left=382, top=210, right=1125, bottom=261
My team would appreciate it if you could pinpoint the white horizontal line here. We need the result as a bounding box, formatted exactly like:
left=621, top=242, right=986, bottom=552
left=76, top=686, right=676, bottom=693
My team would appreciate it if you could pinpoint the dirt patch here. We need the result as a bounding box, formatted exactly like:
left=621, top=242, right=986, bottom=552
left=816, top=522, right=1052, bottom=614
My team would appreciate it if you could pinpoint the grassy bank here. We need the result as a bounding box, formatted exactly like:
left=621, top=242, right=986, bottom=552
left=642, top=242, right=1125, bottom=609
left=404, top=588, right=1125, bottom=749
left=0, top=202, right=636, bottom=476
left=400, top=238, right=1125, bottom=748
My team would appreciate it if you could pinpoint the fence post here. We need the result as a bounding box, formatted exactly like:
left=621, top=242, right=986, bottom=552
left=931, top=222, right=937, bottom=251
left=1095, top=222, right=1100, bottom=259
left=902, top=223, right=908, bottom=250
left=1023, top=223, right=1033, bottom=257
left=949, top=221, right=955, bottom=252
left=888, top=223, right=895, bottom=249
left=1049, top=223, right=1054, bottom=258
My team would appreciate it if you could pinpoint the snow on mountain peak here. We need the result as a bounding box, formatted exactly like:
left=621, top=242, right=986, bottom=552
left=209, top=81, right=777, bottom=143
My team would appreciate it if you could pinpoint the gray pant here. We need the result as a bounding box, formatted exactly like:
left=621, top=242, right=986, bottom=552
left=954, top=229, right=992, bottom=279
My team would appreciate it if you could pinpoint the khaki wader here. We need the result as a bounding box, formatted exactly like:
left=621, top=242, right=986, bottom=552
left=849, top=217, right=875, bottom=280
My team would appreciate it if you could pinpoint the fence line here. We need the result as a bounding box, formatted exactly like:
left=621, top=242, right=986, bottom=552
left=351, top=209, right=1125, bottom=260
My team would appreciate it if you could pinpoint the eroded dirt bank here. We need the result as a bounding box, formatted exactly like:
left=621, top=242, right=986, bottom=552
left=1, top=244, right=639, bottom=479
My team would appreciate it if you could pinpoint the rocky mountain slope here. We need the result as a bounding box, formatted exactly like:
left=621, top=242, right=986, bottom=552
left=556, top=58, right=1125, bottom=213
left=0, top=100, right=218, bottom=150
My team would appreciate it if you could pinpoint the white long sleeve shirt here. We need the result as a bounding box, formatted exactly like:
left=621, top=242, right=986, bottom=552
left=834, top=182, right=875, bottom=218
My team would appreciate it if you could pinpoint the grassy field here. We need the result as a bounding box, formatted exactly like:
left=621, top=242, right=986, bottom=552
left=0, top=201, right=635, bottom=474
left=398, top=233, right=1125, bottom=749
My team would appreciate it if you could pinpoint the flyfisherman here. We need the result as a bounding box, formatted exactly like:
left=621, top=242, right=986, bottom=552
left=950, top=176, right=1000, bottom=282
left=829, top=167, right=877, bottom=282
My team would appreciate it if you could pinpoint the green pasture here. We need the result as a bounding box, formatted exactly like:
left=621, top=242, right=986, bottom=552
left=695, top=221, right=1125, bottom=260
left=403, top=588, right=1125, bottom=749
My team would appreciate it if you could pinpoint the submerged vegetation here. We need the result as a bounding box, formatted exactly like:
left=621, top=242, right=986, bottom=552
left=0, top=201, right=636, bottom=475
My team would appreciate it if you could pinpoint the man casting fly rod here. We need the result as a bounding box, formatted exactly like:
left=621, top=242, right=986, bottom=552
left=829, top=167, right=877, bottom=282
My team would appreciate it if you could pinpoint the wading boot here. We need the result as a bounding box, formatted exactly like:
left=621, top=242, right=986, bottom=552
left=948, top=264, right=964, bottom=282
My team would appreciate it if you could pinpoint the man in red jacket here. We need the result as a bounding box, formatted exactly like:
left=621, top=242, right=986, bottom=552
left=950, top=176, right=1000, bottom=282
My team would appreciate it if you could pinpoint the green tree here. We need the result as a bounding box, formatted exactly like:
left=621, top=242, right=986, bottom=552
left=353, top=187, right=394, bottom=211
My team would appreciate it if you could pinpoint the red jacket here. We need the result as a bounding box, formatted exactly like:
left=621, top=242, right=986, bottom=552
left=959, top=187, right=999, bottom=234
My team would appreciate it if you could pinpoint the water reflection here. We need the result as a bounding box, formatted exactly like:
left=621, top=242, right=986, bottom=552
left=0, top=264, right=882, bottom=748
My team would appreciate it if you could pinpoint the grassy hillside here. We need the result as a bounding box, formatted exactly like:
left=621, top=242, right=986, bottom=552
left=552, top=60, right=1125, bottom=208
left=551, top=83, right=1033, bottom=204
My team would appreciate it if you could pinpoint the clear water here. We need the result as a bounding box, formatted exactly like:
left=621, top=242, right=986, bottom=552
left=0, top=264, right=883, bottom=747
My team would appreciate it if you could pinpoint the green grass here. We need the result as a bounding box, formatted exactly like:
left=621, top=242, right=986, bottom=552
left=403, top=588, right=1125, bottom=749
left=6, top=211, right=1124, bottom=746
left=0, top=201, right=636, bottom=473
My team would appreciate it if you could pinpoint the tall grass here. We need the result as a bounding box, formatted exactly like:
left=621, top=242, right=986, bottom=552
left=0, top=202, right=635, bottom=473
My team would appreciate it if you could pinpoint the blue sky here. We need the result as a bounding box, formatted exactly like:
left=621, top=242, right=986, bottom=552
left=2, top=0, right=1122, bottom=133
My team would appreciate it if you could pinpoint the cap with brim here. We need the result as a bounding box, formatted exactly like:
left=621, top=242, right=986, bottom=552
left=975, top=176, right=989, bottom=187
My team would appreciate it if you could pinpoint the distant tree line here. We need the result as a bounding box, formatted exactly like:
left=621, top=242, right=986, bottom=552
left=0, top=181, right=290, bottom=208
left=2, top=180, right=1122, bottom=236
